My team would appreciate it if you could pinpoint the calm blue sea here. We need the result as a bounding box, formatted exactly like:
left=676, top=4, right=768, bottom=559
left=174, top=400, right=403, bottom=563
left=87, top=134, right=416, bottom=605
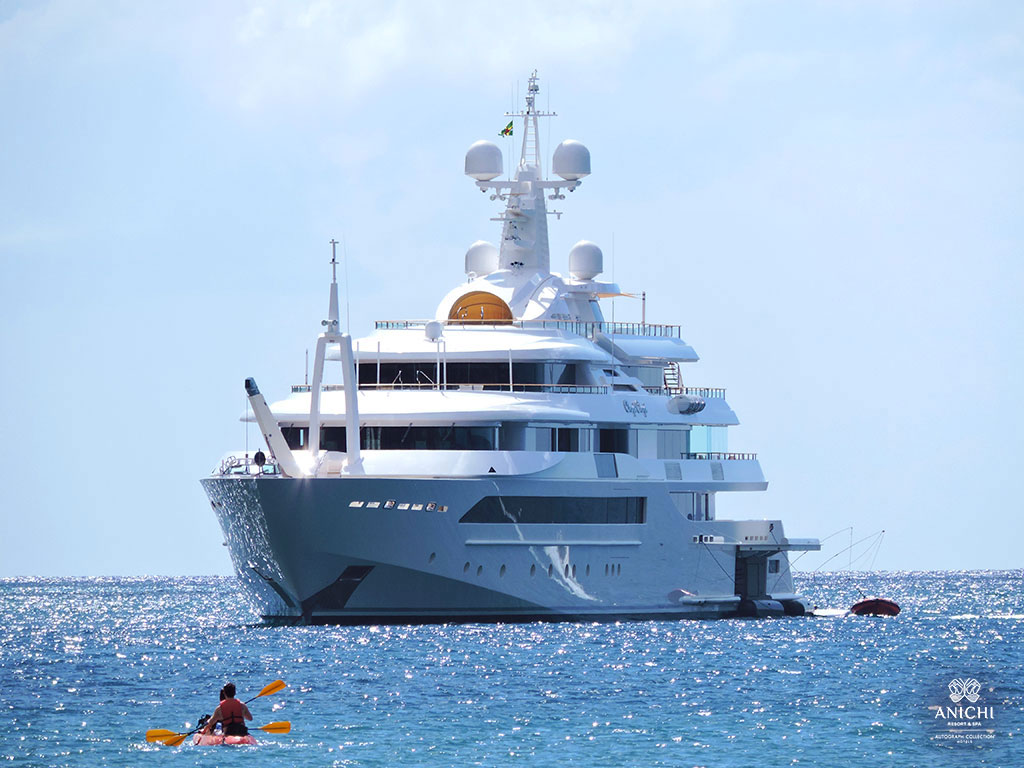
left=1, top=571, right=1020, bottom=767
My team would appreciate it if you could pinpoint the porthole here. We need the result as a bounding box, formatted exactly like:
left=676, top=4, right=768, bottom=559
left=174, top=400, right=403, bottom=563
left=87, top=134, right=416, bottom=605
left=500, top=564, right=506, bottom=577
left=585, top=564, right=590, bottom=577
left=604, top=564, right=609, bottom=576
left=548, top=564, right=553, bottom=578
left=476, top=565, right=483, bottom=577
left=564, top=564, right=570, bottom=577
left=530, top=564, right=537, bottom=577
left=617, top=564, right=622, bottom=576
left=464, top=562, right=470, bottom=573
left=429, top=552, right=436, bottom=564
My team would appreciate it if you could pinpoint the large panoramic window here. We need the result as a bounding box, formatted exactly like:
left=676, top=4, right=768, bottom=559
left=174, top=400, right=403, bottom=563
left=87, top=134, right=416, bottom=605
left=362, top=425, right=496, bottom=451
left=359, top=362, right=545, bottom=387
left=357, top=361, right=580, bottom=388
left=281, top=426, right=497, bottom=451
left=460, top=496, right=646, bottom=524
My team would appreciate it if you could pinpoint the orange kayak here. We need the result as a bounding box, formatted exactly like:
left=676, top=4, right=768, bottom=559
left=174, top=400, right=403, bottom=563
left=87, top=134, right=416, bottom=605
left=192, top=733, right=258, bottom=746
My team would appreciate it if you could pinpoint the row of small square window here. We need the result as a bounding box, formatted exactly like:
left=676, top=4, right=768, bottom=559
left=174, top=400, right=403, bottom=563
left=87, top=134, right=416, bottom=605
left=743, top=534, right=772, bottom=541
left=348, top=500, right=449, bottom=512
left=452, top=560, right=623, bottom=578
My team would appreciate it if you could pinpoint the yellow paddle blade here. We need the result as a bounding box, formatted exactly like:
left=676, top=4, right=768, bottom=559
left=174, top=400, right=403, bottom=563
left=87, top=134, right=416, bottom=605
left=258, top=721, right=291, bottom=734
left=257, top=679, right=286, bottom=698
left=145, top=729, right=179, bottom=742
left=160, top=733, right=188, bottom=747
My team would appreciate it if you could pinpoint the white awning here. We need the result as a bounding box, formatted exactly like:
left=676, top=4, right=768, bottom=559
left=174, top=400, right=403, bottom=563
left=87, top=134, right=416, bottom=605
left=339, top=327, right=610, bottom=362
left=269, top=389, right=594, bottom=425
left=595, top=333, right=699, bottom=363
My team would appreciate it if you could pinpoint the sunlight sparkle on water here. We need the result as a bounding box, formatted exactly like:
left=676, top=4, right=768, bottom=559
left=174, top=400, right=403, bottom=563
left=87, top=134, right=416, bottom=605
left=0, top=571, right=1020, bottom=765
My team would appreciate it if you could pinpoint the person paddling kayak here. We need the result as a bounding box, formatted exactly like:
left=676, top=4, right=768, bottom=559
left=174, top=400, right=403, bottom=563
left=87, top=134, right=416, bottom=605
left=201, top=683, right=252, bottom=737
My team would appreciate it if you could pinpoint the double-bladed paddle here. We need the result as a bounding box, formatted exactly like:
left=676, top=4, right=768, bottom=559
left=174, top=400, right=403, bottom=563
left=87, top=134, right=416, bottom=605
left=244, top=678, right=286, bottom=703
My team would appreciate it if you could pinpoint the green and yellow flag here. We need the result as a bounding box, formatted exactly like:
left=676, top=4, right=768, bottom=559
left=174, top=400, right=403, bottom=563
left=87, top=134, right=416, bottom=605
left=499, top=121, right=513, bottom=137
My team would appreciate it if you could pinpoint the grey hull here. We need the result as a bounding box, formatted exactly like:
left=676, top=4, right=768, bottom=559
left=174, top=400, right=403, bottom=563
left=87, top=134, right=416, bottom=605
left=202, top=474, right=805, bottom=624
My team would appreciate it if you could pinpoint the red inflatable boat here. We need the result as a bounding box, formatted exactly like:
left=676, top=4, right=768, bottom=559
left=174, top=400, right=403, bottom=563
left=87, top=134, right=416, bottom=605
left=850, top=597, right=900, bottom=616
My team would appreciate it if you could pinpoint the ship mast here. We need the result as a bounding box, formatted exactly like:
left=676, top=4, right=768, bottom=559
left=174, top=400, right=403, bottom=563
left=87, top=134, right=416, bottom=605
left=308, top=240, right=362, bottom=474
left=465, top=70, right=589, bottom=290
left=497, top=71, right=560, bottom=276
left=514, top=70, right=550, bottom=173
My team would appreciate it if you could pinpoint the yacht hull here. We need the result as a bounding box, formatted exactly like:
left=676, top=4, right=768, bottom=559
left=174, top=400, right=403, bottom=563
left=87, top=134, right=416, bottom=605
left=201, top=475, right=805, bottom=624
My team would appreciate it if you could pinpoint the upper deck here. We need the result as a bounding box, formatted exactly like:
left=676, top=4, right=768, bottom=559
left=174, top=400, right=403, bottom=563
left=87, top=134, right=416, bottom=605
left=237, top=71, right=760, bottom=480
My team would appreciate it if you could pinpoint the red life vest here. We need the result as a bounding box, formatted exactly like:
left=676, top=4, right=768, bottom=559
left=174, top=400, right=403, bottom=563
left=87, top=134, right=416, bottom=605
left=220, top=698, right=247, bottom=735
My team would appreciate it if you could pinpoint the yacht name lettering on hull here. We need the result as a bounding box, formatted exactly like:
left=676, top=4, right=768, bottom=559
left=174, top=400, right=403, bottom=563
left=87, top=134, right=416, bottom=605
left=623, top=400, right=648, bottom=418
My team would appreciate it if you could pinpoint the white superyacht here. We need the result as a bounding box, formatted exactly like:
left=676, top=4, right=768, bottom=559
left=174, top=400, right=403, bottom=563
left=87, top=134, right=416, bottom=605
left=202, top=72, right=819, bottom=624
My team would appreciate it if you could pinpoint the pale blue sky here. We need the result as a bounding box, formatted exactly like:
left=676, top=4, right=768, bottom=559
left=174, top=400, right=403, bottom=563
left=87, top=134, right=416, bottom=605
left=1, top=1, right=1021, bottom=575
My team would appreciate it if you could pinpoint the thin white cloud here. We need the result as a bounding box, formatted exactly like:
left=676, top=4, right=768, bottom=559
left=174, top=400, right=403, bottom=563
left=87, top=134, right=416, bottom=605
left=0, top=1, right=739, bottom=120
left=161, top=1, right=737, bottom=113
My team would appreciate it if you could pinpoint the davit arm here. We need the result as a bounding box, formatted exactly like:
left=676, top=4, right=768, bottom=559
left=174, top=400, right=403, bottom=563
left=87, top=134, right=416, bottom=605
left=244, top=377, right=305, bottom=478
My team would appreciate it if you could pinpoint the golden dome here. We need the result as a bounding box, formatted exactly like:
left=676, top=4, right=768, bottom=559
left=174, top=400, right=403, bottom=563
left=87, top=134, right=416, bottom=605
left=447, top=291, right=514, bottom=324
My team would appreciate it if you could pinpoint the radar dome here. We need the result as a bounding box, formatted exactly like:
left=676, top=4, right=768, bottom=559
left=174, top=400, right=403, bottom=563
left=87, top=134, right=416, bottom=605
left=552, top=140, right=591, bottom=181
left=465, top=141, right=503, bottom=181
left=568, top=241, right=603, bottom=280
left=464, top=240, right=499, bottom=278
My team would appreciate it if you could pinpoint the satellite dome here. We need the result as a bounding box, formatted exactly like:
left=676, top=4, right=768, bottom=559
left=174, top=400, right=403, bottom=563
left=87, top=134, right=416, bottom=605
left=568, top=240, right=603, bottom=280
left=464, top=141, right=503, bottom=181
left=424, top=320, right=443, bottom=341
left=464, top=240, right=499, bottom=278
left=552, top=140, right=591, bottom=181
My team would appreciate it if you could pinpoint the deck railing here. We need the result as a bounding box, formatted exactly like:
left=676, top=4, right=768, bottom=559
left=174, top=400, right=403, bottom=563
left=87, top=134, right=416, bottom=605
left=217, top=454, right=281, bottom=476
left=292, top=383, right=609, bottom=394
left=374, top=319, right=682, bottom=338
left=683, top=452, right=758, bottom=461
left=290, top=383, right=728, bottom=397
left=643, top=385, right=727, bottom=399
